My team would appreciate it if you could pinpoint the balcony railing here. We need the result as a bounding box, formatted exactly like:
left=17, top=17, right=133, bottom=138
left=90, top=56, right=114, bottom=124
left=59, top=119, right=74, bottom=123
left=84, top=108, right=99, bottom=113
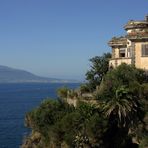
left=109, top=58, right=132, bottom=68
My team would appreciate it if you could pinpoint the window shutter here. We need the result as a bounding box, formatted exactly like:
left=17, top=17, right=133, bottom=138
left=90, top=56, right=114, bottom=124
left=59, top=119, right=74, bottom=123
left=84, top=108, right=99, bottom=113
left=146, top=44, right=148, bottom=55
left=142, top=44, right=144, bottom=56
left=141, top=44, right=148, bottom=56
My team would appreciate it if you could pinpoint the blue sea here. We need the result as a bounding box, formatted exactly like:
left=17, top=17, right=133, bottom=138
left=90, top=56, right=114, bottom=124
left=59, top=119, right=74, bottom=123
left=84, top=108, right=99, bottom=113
left=0, top=83, right=80, bottom=148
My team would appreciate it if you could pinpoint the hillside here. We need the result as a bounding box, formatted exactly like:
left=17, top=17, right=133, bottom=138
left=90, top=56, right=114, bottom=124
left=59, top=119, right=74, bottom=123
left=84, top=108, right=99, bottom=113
left=0, top=65, right=74, bottom=83
left=22, top=63, right=148, bottom=148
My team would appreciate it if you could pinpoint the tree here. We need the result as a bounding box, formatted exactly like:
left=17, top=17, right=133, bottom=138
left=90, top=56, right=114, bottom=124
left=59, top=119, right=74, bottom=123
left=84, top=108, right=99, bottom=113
left=85, top=52, right=111, bottom=91
left=96, top=64, right=146, bottom=147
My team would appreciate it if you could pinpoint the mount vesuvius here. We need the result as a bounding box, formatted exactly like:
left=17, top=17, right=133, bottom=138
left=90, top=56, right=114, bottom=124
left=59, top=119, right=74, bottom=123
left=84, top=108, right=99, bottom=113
left=0, top=65, right=75, bottom=83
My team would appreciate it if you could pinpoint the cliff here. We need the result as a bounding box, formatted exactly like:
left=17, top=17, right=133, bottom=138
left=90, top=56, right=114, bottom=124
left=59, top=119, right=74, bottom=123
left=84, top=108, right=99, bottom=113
left=22, top=64, right=148, bottom=148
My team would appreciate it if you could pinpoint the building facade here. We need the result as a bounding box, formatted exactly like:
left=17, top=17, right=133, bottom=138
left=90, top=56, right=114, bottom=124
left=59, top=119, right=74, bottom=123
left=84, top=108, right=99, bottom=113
left=109, top=15, right=148, bottom=71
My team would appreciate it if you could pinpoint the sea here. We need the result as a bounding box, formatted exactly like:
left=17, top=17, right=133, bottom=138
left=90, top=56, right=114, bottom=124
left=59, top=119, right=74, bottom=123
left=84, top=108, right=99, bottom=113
left=0, top=83, right=80, bottom=148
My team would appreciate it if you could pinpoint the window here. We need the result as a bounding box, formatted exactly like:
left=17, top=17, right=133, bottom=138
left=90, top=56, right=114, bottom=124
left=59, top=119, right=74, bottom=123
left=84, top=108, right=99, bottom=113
left=127, top=47, right=132, bottom=57
left=142, top=44, right=148, bottom=56
left=119, top=48, right=126, bottom=57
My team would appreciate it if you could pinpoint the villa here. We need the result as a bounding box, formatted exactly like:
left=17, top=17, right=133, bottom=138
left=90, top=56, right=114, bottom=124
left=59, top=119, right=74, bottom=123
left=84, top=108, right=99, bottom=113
left=109, top=15, right=148, bottom=71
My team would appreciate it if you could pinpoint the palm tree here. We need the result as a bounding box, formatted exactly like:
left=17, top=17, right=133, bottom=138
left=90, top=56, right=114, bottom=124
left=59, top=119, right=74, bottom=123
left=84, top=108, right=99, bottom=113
left=101, top=86, right=143, bottom=147
left=102, top=86, right=140, bottom=127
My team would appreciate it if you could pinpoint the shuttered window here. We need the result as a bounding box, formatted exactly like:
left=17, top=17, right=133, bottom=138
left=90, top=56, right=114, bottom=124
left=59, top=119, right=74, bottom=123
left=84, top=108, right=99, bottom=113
left=142, top=44, right=148, bottom=56
left=119, top=48, right=125, bottom=57
left=127, top=47, right=132, bottom=57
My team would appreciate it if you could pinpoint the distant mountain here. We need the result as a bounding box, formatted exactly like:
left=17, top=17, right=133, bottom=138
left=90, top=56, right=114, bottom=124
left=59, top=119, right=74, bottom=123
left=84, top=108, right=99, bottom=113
left=0, top=65, right=78, bottom=83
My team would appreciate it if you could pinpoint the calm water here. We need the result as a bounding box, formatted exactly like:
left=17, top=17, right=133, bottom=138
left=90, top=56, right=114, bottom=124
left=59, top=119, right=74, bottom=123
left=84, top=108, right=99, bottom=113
left=0, top=83, right=80, bottom=148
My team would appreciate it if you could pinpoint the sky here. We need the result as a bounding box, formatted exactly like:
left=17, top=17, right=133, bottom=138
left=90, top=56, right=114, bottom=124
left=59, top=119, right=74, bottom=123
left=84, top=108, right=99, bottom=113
left=0, top=0, right=148, bottom=80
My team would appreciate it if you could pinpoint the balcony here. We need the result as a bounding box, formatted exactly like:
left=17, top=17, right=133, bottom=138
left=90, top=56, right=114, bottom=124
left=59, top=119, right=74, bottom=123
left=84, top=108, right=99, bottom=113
left=109, top=58, right=132, bottom=68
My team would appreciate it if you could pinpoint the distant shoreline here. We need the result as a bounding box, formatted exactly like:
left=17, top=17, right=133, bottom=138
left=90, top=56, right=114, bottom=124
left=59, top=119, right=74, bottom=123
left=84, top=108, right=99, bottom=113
left=0, top=65, right=81, bottom=84
left=0, top=81, right=82, bottom=84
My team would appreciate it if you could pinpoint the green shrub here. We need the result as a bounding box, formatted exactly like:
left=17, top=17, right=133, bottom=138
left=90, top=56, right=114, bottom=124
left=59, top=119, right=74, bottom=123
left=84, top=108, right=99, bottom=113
left=57, top=87, right=70, bottom=98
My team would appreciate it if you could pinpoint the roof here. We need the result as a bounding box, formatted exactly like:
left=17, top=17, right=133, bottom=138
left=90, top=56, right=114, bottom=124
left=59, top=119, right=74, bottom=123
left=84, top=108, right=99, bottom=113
left=108, top=37, right=127, bottom=47
left=126, top=32, right=148, bottom=41
left=124, top=18, right=148, bottom=30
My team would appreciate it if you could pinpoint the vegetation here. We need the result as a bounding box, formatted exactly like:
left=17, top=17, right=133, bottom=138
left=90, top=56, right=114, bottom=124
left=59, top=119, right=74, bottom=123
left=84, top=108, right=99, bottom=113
left=22, top=53, right=148, bottom=148
left=85, top=53, right=111, bottom=91
left=57, top=87, right=70, bottom=98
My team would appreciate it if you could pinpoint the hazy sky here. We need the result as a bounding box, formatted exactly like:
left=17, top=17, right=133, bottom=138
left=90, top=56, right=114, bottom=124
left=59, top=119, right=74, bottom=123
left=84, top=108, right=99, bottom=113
left=0, top=0, right=147, bottom=80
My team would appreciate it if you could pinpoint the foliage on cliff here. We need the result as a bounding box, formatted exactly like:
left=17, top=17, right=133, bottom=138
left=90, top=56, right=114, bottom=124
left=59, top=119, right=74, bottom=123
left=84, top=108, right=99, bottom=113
left=85, top=53, right=111, bottom=91
left=22, top=55, right=148, bottom=148
left=23, top=100, right=108, bottom=147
